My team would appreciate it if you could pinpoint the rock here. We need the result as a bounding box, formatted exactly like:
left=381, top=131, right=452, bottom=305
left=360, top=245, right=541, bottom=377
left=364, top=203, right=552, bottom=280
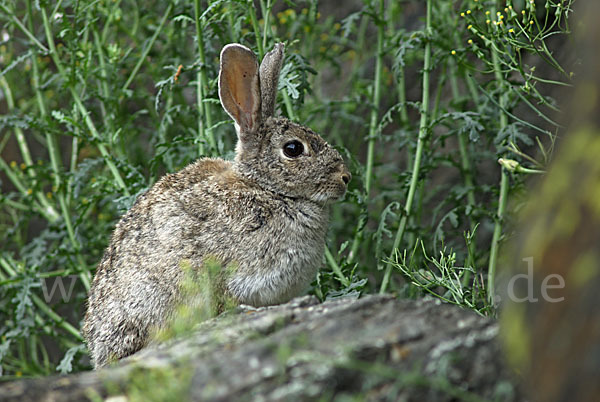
left=0, top=295, right=521, bottom=401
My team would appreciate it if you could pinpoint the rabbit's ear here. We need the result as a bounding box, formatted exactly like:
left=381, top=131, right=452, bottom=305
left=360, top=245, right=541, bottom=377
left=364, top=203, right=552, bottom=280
left=259, top=43, right=284, bottom=120
left=219, top=44, right=262, bottom=139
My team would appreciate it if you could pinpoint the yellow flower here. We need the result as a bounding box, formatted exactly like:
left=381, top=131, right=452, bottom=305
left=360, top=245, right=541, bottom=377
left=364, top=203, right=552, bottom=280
left=461, top=12, right=465, bottom=17
left=451, top=50, right=457, bottom=55
left=468, top=39, right=473, bottom=44
left=509, top=28, right=515, bottom=33
left=10, top=161, right=17, bottom=168
left=20, top=163, right=26, bottom=170
left=486, top=19, right=490, bottom=24
left=467, top=24, right=473, bottom=30
left=466, top=10, right=471, bottom=15
left=486, top=11, right=490, bottom=15
left=26, top=188, right=33, bottom=195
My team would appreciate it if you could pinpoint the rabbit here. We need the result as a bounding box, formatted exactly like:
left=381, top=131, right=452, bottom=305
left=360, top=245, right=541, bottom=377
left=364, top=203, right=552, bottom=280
left=82, top=42, right=351, bottom=369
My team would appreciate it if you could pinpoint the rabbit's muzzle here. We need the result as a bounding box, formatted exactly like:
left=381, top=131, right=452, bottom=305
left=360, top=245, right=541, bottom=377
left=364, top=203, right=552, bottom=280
left=331, top=164, right=352, bottom=200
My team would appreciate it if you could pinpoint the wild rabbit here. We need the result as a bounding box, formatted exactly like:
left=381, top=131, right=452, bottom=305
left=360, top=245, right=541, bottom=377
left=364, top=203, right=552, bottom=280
left=83, top=43, right=351, bottom=368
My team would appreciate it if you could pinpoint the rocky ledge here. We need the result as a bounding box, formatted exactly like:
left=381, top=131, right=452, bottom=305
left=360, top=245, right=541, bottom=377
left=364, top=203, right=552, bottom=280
left=0, top=295, right=521, bottom=401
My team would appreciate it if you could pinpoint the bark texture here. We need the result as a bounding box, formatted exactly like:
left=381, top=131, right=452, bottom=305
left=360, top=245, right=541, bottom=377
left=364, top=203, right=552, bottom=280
left=0, top=295, right=521, bottom=401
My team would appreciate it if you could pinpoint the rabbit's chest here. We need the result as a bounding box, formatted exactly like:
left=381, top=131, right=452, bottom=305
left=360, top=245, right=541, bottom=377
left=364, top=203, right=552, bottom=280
left=225, top=203, right=328, bottom=307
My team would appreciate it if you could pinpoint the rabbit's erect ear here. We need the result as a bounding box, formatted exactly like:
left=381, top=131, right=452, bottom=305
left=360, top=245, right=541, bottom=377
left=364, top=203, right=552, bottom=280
left=259, top=43, right=284, bottom=121
left=219, top=44, right=262, bottom=138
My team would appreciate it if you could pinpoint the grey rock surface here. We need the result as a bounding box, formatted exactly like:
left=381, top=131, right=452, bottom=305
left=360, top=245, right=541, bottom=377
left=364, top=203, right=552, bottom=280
left=0, top=295, right=521, bottom=401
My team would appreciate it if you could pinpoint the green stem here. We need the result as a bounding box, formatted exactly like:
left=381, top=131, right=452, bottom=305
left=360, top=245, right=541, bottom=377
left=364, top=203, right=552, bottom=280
left=348, top=0, right=385, bottom=264
left=101, top=0, right=123, bottom=43
left=67, top=136, right=79, bottom=203
left=28, top=2, right=91, bottom=289
left=0, top=258, right=83, bottom=341
left=448, top=50, right=476, bottom=275
left=380, top=0, right=432, bottom=294
left=260, top=0, right=272, bottom=53
left=0, top=158, right=28, bottom=196
left=430, top=69, right=445, bottom=123
left=29, top=335, right=40, bottom=368
left=0, top=3, right=48, bottom=52
left=464, top=72, right=480, bottom=105
left=391, top=4, right=413, bottom=247
left=40, top=6, right=129, bottom=195
left=498, top=158, right=545, bottom=174
left=194, top=0, right=216, bottom=154
left=121, top=3, right=173, bottom=92
left=325, top=247, right=350, bottom=287
left=25, top=1, right=92, bottom=290
left=92, top=28, right=118, bottom=154
left=0, top=77, right=59, bottom=222
left=282, top=91, right=296, bottom=121
left=0, top=197, right=30, bottom=212
left=388, top=0, right=408, bottom=128
left=487, top=6, right=510, bottom=306
left=397, top=66, right=409, bottom=126
left=31, top=292, right=83, bottom=340
left=247, top=1, right=264, bottom=58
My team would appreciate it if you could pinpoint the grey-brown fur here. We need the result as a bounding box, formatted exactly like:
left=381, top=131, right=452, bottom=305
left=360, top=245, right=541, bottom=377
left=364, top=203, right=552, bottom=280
left=83, top=43, right=351, bottom=368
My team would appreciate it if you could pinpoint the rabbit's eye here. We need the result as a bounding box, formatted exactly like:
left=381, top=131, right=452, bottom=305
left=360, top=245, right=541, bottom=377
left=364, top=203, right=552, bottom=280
left=283, top=140, right=304, bottom=158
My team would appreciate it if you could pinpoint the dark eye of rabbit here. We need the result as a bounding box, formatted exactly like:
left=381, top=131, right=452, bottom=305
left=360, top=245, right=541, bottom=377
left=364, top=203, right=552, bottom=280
left=283, top=140, right=304, bottom=158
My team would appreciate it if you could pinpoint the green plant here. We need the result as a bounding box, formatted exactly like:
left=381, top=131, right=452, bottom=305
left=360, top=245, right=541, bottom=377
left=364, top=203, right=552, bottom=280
left=97, top=363, right=194, bottom=402
left=0, top=0, right=574, bottom=376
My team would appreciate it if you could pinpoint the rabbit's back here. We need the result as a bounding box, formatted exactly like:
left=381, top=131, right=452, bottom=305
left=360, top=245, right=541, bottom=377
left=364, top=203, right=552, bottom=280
left=83, top=157, right=329, bottom=367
